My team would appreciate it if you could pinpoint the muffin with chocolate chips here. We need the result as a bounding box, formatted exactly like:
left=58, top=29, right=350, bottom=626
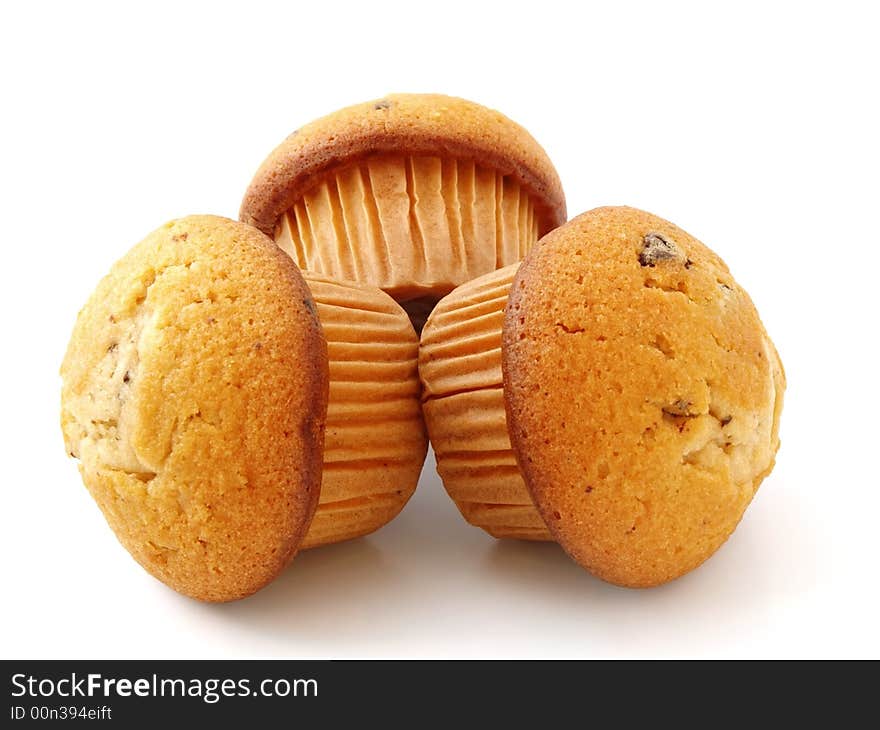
left=421, top=206, right=785, bottom=587
left=60, top=215, right=430, bottom=600
left=60, top=215, right=328, bottom=602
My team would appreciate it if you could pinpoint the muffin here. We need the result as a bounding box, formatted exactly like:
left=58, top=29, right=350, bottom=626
left=60, top=215, right=328, bottom=602
left=504, top=206, right=785, bottom=587
left=301, top=272, right=427, bottom=549
left=240, top=93, right=567, bottom=329
left=419, top=264, right=550, bottom=540
left=62, top=215, right=429, bottom=598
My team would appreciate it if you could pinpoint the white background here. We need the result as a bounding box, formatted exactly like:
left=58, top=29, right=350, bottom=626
left=1, top=1, right=877, bottom=659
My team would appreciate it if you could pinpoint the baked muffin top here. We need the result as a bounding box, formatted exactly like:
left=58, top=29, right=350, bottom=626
left=502, top=206, right=784, bottom=586
left=61, top=215, right=328, bottom=601
left=240, top=93, right=566, bottom=239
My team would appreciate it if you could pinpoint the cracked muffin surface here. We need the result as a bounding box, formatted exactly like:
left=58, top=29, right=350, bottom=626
left=60, top=215, right=328, bottom=601
left=503, top=206, right=784, bottom=587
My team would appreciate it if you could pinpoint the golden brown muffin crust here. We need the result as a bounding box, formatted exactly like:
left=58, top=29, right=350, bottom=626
left=240, top=93, right=566, bottom=240
left=503, top=207, right=784, bottom=587
left=60, top=215, right=328, bottom=601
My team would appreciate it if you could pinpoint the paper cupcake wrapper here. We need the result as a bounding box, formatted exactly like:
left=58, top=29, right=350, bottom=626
left=276, top=156, right=539, bottom=307
left=301, top=272, right=427, bottom=549
left=419, top=264, right=551, bottom=540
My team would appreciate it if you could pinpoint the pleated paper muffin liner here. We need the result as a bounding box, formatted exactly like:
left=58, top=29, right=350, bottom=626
left=301, top=272, right=427, bottom=549
left=419, top=263, right=551, bottom=540
left=276, top=156, right=538, bottom=317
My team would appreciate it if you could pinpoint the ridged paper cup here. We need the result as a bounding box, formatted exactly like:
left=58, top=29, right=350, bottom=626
left=276, top=156, right=538, bottom=316
left=241, top=94, right=566, bottom=330
left=301, top=272, right=427, bottom=549
left=419, top=263, right=551, bottom=540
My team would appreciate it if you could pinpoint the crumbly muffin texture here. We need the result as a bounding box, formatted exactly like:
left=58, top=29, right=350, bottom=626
left=61, top=215, right=328, bottom=602
left=503, top=206, right=784, bottom=587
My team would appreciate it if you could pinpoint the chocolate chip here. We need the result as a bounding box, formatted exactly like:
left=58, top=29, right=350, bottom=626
left=639, top=232, right=679, bottom=267
left=663, top=399, right=693, bottom=417
left=123, top=371, right=130, bottom=384
left=374, top=99, right=392, bottom=110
